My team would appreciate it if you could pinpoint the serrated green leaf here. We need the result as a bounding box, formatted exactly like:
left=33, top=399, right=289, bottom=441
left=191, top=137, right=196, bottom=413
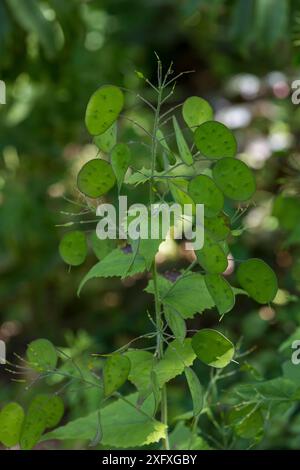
left=182, top=96, right=213, bottom=130
left=252, top=377, right=298, bottom=400
left=212, top=158, right=256, bottom=201
left=59, top=231, right=87, bottom=266
left=172, top=116, right=193, bottom=165
left=78, top=248, right=146, bottom=295
left=131, top=237, right=162, bottom=270
left=188, top=175, right=224, bottom=218
left=184, top=367, right=203, bottom=417
left=204, top=274, right=235, bottom=316
left=0, top=402, right=24, bottom=448
left=26, top=339, right=58, bottom=372
left=195, top=234, right=228, bottom=274
left=125, top=167, right=151, bottom=186
left=103, top=354, right=131, bottom=397
left=111, top=143, right=131, bottom=191
left=124, top=350, right=155, bottom=396
left=146, top=273, right=215, bottom=319
left=94, top=122, right=117, bottom=153
left=85, top=85, right=124, bottom=136
left=154, top=339, right=196, bottom=387
left=164, top=306, right=186, bottom=342
left=237, top=258, right=278, bottom=304
left=43, top=393, right=167, bottom=448
left=77, top=159, right=116, bottom=198
left=192, top=329, right=234, bottom=368
left=194, top=121, right=237, bottom=159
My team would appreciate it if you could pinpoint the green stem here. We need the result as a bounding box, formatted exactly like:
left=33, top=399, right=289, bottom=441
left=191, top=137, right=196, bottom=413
left=149, top=81, right=170, bottom=450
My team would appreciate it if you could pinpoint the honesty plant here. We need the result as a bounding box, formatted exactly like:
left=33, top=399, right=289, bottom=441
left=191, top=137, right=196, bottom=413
left=3, top=59, right=291, bottom=451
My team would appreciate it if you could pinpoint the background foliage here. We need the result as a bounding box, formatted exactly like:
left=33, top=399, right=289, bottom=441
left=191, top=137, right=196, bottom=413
left=1, top=0, right=300, bottom=450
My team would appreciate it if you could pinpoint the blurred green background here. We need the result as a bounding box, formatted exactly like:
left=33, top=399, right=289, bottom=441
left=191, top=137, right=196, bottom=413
left=1, top=0, right=300, bottom=450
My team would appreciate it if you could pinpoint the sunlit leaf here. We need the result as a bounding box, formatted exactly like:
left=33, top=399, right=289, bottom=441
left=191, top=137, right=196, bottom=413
left=237, top=258, right=278, bottom=304
left=188, top=174, right=224, bottom=218
left=103, top=354, right=131, bottom=397
left=192, top=329, right=234, bottom=368
left=182, top=96, right=213, bottom=130
left=194, top=121, right=237, bottom=159
left=77, top=159, right=116, bottom=198
left=212, top=158, right=256, bottom=201
left=85, top=85, right=124, bottom=136
left=59, top=231, right=87, bottom=266
left=43, top=393, right=167, bottom=448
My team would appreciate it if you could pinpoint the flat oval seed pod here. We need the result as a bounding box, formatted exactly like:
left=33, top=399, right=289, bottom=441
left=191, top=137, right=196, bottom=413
left=103, top=354, right=131, bottom=397
left=59, top=231, right=87, bottom=266
left=20, top=399, right=47, bottom=450
left=204, top=273, right=235, bottom=316
left=205, top=214, right=230, bottom=241
left=194, top=121, right=237, bottom=159
left=111, top=143, right=131, bottom=191
left=30, top=395, right=64, bottom=429
left=26, top=339, right=58, bottom=372
left=192, top=329, right=234, bottom=368
left=188, top=175, right=224, bottom=218
left=91, top=232, right=116, bottom=260
left=77, top=159, right=116, bottom=198
left=85, top=85, right=124, bottom=136
left=212, top=158, right=256, bottom=201
left=182, top=96, right=213, bottom=130
left=0, top=402, right=24, bottom=448
left=237, top=258, right=278, bottom=304
left=94, top=122, right=117, bottom=153
left=195, top=235, right=228, bottom=274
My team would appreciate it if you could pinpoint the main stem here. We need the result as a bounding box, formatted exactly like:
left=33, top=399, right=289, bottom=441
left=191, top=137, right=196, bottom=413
left=150, top=84, right=170, bottom=450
